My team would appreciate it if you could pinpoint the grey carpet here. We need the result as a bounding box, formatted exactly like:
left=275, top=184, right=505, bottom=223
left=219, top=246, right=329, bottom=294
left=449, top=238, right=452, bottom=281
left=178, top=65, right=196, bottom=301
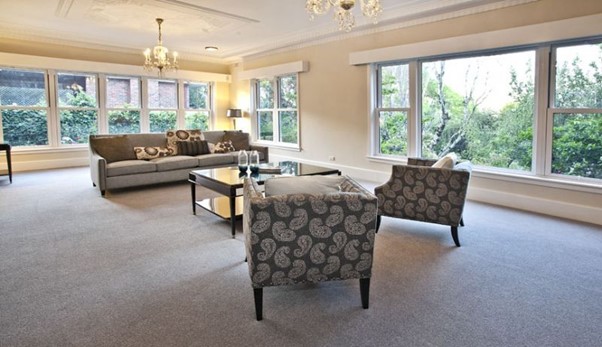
left=1, top=167, right=601, bottom=347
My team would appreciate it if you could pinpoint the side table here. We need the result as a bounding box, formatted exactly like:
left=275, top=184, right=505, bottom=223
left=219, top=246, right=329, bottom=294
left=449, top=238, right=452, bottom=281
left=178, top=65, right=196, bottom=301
left=0, top=143, right=12, bottom=183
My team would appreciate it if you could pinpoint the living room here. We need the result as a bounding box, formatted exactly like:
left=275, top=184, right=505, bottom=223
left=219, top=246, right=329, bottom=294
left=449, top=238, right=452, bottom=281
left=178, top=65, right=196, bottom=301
left=1, top=0, right=601, bottom=346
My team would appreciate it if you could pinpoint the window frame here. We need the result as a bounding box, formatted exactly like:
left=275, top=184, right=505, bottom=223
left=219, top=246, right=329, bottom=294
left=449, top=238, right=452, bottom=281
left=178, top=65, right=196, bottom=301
left=370, top=36, right=602, bottom=184
left=252, top=73, right=300, bottom=149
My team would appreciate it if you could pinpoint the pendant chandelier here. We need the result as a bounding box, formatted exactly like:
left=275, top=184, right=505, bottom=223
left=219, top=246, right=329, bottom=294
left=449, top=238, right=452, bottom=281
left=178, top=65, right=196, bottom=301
left=143, top=18, right=178, bottom=75
left=306, top=0, right=382, bottom=32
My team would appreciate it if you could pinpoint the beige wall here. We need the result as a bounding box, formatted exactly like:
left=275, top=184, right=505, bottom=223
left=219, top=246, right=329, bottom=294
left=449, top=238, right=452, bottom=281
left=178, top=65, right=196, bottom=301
left=230, top=0, right=602, bottom=224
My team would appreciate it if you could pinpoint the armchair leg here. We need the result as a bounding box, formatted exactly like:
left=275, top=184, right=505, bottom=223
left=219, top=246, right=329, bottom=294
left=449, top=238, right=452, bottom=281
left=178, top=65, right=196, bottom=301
left=359, top=278, right=370, bottom=309
left=253, top=288, right=263, bottom=321
left=451, top=226, right=461, bottom=247
left=375, top=215, right=382, bottom=234
left=460, top=217, right=465, bottom=227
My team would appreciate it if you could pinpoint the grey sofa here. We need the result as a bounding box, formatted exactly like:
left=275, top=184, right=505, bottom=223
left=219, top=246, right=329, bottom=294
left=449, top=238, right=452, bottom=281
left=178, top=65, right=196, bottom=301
left=243, top=175, right=378, bottom=320
left=89, top=130, right=268, bottom=196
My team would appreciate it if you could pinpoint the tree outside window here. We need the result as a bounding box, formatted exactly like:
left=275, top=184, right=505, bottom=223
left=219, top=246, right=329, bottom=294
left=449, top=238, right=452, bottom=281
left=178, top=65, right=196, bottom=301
left=0, top=68, right=49, bottom=146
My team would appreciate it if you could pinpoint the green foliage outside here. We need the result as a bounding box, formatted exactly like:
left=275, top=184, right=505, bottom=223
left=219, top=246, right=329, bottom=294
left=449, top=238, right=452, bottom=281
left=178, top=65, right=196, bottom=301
left=185, top=111, right=209, bottom=131
left=149, top=111, right=177, bottom=133
left=108, top=109, right=140, bottom=134
left=380, top=45, right=602, bottom=179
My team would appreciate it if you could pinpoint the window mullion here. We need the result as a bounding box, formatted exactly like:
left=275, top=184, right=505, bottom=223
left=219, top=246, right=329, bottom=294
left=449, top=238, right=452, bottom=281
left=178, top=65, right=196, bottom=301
left=47, top=70, right=59, bottom=147
left=408, top=60, right=419, bottom=157
left=534, top=46, right=551, bottom=176
left=272, top=78, right=280, bottom=142
left=140, top=77, right=150, bottom=133
left=98, top=74, right=107, bottom=133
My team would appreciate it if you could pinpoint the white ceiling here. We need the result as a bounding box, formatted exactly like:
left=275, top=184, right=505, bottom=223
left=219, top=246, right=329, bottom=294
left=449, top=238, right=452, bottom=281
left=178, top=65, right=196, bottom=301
left=0, top=0, right=536, bottom=64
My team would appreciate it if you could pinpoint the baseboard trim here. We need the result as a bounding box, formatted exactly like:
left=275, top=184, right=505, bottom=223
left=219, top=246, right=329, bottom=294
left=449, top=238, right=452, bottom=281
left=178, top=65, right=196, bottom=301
left=12, top=158, right=88, bottom=172
left=468, top=186, right=602, bottom=226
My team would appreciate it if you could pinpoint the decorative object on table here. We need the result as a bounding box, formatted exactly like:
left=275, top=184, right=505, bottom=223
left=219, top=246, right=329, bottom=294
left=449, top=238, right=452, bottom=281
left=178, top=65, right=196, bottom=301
left=257, top=165, right=281, bottom=174
left=305, top=0, right=382, bottom=32
left=249, top=150, right=259, bottom=173
left=226, top=108, right=243, bottom=129
left=143, top=18, right=178, bottom=76
left=374, top=155, right=472, bottom=247
left=237, top=150, right=248, bottom=172
left=242, top=175, right=378, bottom=320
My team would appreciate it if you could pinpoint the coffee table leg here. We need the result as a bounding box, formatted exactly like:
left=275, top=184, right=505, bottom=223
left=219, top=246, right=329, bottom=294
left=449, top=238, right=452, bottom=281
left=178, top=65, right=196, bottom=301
left=230, top=196, right=236, bottom=238
left=191, top=182, right=196, bottom=215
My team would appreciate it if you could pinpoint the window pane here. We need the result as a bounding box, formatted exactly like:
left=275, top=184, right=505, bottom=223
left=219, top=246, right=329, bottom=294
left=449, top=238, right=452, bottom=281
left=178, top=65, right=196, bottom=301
left=148, top=79, right=177, bottom=109
left=0, top=68, right=47, bottom=106
left=185, top=82, right=208, bottom=109
left=149, top=110, right=176, bottom=133
left=107, top=76, right=140, bottom=108
left=258, top=79, right=273, bottom=109
left=379, top=64, right=409, bottom=108
left=279, top=111, right=297, bottom=143
left=552, top=113, right=602, bottom=179
left=57, top=72, right=97, bottom=107
left=258, top=111, right=273, bottom=141
left=421, top=51, right=535, bottom=171
left=59, top=109, right=97, bottom=144
left=555, top=43, right=602, bottom=108
left=1, top=109, right=48, bottom=146
left=279, top=75, right=297, bottom=108
left=108, top=110, right=140, bottom=134
left=379, top=111, right=407, bottom=155
left=185, top=111, right=209, bottom=130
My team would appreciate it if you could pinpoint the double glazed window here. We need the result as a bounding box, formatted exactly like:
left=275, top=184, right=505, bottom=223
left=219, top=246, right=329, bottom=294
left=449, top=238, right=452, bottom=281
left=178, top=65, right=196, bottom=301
left=254, top=74, right=299, bottom=146
left=0, top=68, right=212, bottom=148
left=373, top=39, right=602, bottom=182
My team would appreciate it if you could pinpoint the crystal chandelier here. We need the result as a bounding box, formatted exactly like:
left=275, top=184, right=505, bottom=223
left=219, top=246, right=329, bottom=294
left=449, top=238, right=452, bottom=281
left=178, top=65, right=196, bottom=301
left=306, top=0, right=382, bottom=32
left=143, top=18, right=178, bottom=75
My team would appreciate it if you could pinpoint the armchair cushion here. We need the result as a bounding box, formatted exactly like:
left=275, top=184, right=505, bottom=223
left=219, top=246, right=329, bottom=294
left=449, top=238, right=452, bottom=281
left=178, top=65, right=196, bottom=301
left=264, top=175, right=346, bottom=196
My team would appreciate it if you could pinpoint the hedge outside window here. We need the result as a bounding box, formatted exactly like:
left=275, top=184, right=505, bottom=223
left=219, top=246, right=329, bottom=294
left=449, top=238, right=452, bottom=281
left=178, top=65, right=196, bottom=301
left=57, top=72, right=99, bottom=145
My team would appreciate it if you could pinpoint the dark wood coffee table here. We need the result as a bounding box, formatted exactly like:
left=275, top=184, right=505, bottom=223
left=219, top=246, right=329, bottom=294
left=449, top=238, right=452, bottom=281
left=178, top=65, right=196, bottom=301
left=189, top=161, right=341, bottom=238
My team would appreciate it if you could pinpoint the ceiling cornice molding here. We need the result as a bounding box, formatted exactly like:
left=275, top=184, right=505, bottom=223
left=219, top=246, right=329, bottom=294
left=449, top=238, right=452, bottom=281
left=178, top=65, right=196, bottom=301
left=233, top=0, right=538, bottom=62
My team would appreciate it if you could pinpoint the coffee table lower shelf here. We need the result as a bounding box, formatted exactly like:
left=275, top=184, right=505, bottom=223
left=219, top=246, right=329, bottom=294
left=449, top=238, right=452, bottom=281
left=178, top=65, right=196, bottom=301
left=195, top=196, right=244, bottom=221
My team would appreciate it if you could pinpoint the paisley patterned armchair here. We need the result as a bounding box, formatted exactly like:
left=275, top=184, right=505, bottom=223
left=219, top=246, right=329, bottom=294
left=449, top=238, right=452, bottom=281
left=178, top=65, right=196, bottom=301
left=243, top=176, right=378, bottom=321
left=374, top=158, right=472, bottom=247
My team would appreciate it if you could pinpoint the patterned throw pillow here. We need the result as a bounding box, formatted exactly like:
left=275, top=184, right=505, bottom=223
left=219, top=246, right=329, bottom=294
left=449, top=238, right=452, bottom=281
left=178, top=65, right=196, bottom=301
left=166, top=129, right=204, bottom=155
left=176, top=140, right=210, bottom=156
left=134, top=146, right=174, bottom=160
left=213, top=140, right=236, bottom=153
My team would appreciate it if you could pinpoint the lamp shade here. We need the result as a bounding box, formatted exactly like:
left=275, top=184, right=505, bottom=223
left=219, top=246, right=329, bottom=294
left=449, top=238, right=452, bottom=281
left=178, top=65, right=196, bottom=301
left=226, top=109, right=242, bottom=118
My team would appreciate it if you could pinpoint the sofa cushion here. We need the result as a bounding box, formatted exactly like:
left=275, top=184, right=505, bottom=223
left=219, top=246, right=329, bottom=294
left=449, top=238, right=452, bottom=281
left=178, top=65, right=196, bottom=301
left=265, top=176, right=346, bottom=197
left=222, top=130, right=250, bottom=151
left=196, top=153, right=235, bottom=167
left=176, top=140, right=210, bottom=156
left=214, top=140, right=236, bottom=153
left=134, top=146, right=174, bottom=160
left=166, top=129, right=204, bottom=155
left=432, top=152, right=458, bottom=169
left=151, top=155, right=200, bottom=171
left=91, top=136, right=136, bottom=163
left=106, top=160, right=157, bottom=177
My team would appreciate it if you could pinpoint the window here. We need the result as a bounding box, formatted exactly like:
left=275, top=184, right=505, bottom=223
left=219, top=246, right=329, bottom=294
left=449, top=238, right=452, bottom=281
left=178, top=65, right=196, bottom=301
left=550, top=42, right=602, bottom=179
left=254, top=74, right=298, bottom=146
left=376, top=63, right=409, bottom=156
left=57, top=72, right=99, bottom=144
left=147, top=78, right=177, bottom=133
left=184, top=81, right=210, bottom=131
left=0, top=68, right=49, bottom=146
left=421, top=50, right=535, bottom=171
left=372, top=38, right=602, bottom=183
left=106, top=76, right=141, bottom=134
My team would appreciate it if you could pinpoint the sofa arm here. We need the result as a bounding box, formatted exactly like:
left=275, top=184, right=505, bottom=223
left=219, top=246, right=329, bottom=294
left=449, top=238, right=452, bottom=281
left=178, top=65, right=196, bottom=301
left=250, top=144, right=269, bottom=163
left=89, top=148, right=107, bottom=195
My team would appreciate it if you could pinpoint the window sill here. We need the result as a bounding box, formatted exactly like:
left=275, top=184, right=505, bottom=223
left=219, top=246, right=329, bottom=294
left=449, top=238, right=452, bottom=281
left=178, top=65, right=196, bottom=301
left=367, top=155, right=602, bottom=194
left=253, top=141, right=301, bottom=152
left=12, top=145, right=88, bottom=155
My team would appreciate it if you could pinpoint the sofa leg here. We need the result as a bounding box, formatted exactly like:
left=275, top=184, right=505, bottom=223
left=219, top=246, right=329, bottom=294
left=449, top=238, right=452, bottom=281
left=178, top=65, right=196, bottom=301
left=359, top=278, right=370, bottom=309
left=92, top=182, right=96, bottom=187
left=253, top=288, right=263, bottom=321
left=101, top=190, right=106, bottom=197
left=375, top=215, right=381, bottom=234
left=451, top=226, right=461, bottom=247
